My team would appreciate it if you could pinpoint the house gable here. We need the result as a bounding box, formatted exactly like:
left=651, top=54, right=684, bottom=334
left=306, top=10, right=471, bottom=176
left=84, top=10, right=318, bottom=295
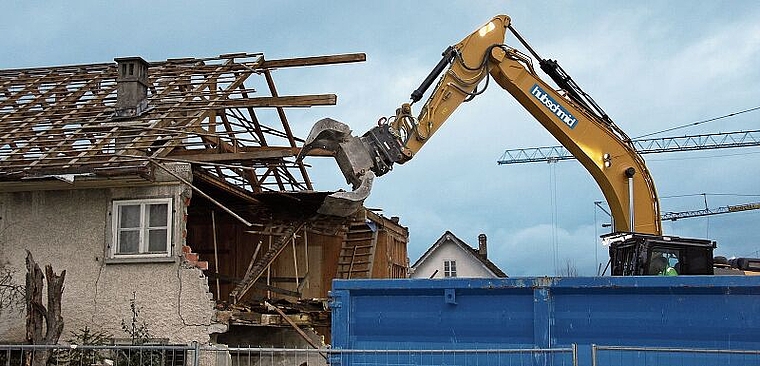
left=411, top=231, right=507, bottom=278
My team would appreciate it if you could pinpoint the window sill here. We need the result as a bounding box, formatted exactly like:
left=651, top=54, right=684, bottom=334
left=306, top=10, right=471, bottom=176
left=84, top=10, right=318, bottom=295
left=105, top=256, right=177, bottom=265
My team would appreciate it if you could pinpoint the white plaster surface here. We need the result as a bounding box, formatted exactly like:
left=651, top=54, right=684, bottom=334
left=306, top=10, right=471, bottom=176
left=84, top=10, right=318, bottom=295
left=411, top=240, right=497, bottom=279
left=0, top=166, right=218, bottom=344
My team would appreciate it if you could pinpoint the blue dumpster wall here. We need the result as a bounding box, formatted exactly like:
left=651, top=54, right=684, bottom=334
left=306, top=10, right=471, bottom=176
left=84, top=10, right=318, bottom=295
left=330, top=277, right=760, bottom=351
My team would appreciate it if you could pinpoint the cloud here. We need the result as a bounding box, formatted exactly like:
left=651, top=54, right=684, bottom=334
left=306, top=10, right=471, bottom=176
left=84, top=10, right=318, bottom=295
left=3, top=1, right=759, bottom=277
left=487, top=223, right=599, bottom=277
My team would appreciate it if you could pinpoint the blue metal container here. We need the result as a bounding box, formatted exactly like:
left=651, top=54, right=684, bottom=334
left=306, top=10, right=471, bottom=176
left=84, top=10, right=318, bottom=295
left=330, top=277, right=760, bottom=365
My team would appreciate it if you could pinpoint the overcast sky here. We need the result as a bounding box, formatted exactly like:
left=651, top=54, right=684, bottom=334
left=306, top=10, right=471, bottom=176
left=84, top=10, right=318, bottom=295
left=3, top=1, right=759, bottom=276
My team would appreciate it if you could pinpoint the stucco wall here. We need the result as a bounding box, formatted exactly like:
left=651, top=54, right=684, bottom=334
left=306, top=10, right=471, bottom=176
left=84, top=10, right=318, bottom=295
left=411, top=241, right=495, bottom=279
left=0, top=164, right=219, bottom=344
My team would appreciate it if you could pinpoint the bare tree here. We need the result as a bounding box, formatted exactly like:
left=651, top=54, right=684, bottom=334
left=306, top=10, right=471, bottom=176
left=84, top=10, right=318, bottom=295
left=0, top=224, right=25, bottom=316
left=25, top=250, right=66, bottom=366
left=559, top=258, right=579, bottom=277
left=0, top=260, right=24, bottom=315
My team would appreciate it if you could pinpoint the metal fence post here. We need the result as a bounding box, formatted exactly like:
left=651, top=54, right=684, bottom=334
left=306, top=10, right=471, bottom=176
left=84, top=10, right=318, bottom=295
left=591, top=344, right=597, bottom=366
left=192, top=341, right=200, bottom=366
left=572, top=343, right=578, bottom=366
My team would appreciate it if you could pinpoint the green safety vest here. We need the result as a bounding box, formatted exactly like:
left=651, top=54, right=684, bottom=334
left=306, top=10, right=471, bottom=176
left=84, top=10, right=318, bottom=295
left=659, top=266, right=678, bottom=276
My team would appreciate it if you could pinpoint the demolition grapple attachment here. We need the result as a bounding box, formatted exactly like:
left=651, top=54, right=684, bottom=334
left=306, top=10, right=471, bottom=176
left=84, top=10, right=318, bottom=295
left=297, top=117, right=406, bottom=216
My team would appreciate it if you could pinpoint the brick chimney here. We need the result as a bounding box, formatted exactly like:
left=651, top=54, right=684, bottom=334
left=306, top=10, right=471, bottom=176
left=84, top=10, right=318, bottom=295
left=114, top=57, right=150, bottom=119
left=478, top=233, right=487, bottom=259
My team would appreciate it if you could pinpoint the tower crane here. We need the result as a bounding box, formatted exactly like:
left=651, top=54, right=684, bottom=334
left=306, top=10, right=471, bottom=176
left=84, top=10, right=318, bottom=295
left=498, top=129, right=760, bottom=164
left=662, top=201, right=760, bottom=221
left=298, top=14, right=755, bottom=275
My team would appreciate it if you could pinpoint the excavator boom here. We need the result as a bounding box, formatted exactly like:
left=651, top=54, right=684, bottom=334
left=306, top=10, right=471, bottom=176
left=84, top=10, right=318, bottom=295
left=298, top=15, right=661, bottom=236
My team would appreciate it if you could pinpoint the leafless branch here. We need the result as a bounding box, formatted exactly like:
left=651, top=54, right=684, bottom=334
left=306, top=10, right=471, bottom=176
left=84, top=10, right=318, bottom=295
left=0, top=265, right=24, bottom=314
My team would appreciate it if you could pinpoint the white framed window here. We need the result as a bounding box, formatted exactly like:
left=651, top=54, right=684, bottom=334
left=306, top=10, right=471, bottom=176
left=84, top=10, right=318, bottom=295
left=111, top=198, right=172, bottom=258
left=444, top=260, right=457, bottom=277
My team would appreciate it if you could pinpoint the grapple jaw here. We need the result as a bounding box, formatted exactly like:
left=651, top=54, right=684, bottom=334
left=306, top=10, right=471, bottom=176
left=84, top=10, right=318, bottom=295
left=316, top=171, right=375, bottom=217
left=298, top=118, right=378, bottom=217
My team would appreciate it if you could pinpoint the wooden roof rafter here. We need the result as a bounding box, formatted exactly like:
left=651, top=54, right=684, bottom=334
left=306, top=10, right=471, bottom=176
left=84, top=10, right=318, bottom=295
left=0, top=52, right=366, bottom=194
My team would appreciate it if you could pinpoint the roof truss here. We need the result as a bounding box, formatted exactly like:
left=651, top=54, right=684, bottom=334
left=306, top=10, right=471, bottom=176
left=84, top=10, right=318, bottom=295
left=0, top=52, right=365, bottom=193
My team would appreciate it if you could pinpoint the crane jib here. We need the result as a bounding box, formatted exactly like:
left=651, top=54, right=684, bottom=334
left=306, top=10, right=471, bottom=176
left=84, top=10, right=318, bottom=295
left=530, top=84, right=578, bottom=129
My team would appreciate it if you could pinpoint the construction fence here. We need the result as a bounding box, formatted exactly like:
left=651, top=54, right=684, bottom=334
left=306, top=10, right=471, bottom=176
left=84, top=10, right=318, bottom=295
left=1, top=344, right=759, bottom=366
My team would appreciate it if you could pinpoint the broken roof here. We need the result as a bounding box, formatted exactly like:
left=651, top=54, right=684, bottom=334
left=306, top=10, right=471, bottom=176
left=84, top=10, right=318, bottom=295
left=0, top=52, right=364, bottom=194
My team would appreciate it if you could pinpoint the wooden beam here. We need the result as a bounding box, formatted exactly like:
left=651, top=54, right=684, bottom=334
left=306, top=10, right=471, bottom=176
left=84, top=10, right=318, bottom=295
left=229, top=94, right=336, bottom=108
left=230, top=220, right=308, bottom=304
left=178, top=94, right=337, bottom=109
left=203, top=272, right=302, bottom=298
left=192, top=170, right=260, bottom=205
left=297, top=147, right=335, bottom=157
left=254, top=283, right=300, bottom=299
left=167, top=147, right=299, bottom=162
left=265, top=301, right=326, bottom=356
left=259, top=53, right=366, bottom=69
left=150, top=159, right=255, bottom=226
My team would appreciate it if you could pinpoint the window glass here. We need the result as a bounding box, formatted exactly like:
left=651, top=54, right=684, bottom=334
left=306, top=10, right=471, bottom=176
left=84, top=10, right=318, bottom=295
left=119, top=205, right=140, bottom=228
left=112, top=199, right=171, bottom=258
left=648, top=248, right=680, bottom=275
left=147, top=229, right=167, bottom=252
left=118, top=231, right=140, bottom=253
left=148, top=204, right=168, bottom=227
left=444, top=260, right=457, bottom=277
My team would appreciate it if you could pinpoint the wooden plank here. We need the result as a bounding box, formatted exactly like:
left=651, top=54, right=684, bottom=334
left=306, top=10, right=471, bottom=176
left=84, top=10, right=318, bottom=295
left=230, top=220, right=308, bottom=304
left=192, top=170, right=260, bottom=204
left=166, top=147, right=298, bottom=162
left=0, top=51, right=339, bottom=193
left=259, top=53, right=366, bottom=69
left=151, top=160, right=255, bottom=226
left=134, top=65, right=235, bottom=162
left=158, top=94, right=338, bottom=109
left=265, top=301, right=326, bottom=356
left=177, top=94, right=337, bottom=108
left=254, top=283, right=300, bottom=298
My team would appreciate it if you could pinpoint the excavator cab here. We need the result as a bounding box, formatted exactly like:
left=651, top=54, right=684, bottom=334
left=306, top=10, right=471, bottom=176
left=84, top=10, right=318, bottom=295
left=604, top=232, right=716, bottom=276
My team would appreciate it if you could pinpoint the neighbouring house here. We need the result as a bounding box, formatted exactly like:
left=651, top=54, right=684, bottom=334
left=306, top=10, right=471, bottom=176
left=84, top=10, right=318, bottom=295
left=0, top=52, right=408, bottom=347
left=410, top=231, right=507, bottom=279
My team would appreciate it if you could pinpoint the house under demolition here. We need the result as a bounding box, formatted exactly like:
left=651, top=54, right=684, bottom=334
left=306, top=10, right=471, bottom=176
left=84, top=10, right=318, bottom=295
left=0, top=52, right=409, bottom=346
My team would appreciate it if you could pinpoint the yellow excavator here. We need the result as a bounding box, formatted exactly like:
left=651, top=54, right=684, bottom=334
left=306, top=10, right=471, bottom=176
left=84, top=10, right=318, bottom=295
left=298, top=15, right=749, bottom=275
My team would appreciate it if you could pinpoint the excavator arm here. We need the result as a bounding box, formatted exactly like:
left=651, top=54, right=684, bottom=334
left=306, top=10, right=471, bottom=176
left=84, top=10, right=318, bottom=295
left=298, top=15, right=661, bottom=235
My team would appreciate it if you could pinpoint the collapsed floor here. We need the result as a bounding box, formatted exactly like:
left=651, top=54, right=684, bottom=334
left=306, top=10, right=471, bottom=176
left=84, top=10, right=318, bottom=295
left=185, top=185, right=409, bottom=346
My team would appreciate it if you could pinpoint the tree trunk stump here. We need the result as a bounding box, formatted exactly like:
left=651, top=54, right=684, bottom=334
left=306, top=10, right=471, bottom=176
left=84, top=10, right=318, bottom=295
left=24, top=250, right=66, bottom=366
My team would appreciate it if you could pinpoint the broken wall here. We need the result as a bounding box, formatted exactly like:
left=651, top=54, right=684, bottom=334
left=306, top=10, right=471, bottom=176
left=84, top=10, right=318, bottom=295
left=187, top=207, right=410, bottom=305
left=369, top=213, right=409, bottom=279
left=187, top=200, right=347, bottom=303
left=0, top=163, right=220, bottom=344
